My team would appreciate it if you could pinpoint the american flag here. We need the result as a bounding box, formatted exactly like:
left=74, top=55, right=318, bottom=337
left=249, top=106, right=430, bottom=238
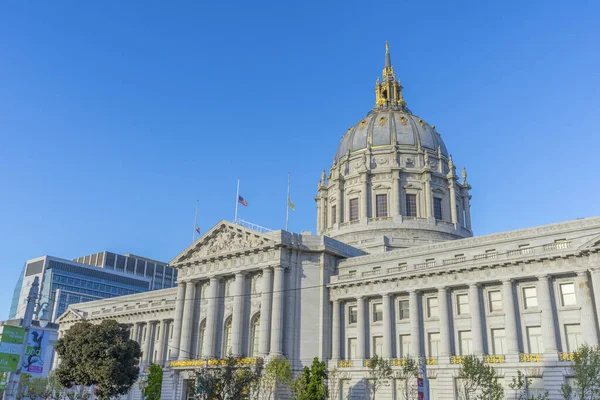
left=238, top=195, right=248, bottom=206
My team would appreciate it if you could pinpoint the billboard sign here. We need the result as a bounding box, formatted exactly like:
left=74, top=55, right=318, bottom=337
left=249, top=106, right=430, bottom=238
left=0, top=326, right=25, bottom=373
left=22, top=328, right=48, bottom=376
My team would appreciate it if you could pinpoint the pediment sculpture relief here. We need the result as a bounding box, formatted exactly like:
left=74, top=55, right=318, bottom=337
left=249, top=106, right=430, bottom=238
left=191, top=226, right=274, bottom=260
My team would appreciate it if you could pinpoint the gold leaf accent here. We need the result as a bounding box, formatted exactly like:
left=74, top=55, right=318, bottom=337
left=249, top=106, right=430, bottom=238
left=378, top=116, right=388, bottom=126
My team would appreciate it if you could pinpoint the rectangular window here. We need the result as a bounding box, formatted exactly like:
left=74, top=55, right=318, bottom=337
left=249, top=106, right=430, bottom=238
left=491, top=328, right=506, bottom=355
left=331, top=205, right=337, bottom=224
left=376, top=194, right=388, bottom=217
left=560, top=283, right=577, bottom=306
left=406, top=194, right=417, bottom=217
left=523, top=287, right=538, bottom=309
left=373, top=336, right=383, bottom=356
left=372, top=303, right=383, bottom=322
left=399, top=334, right=411, bottom=357
left=457, top=293, right=469, bottom=315
left=434, top=197, right=443, bottom=220
left=527, top=326, right=543, bottom=353
left=398, top=300, right=410, bottom=320
left=348, top=338, right=357, bottom=359
left=527, top=378, right=545, bottom=398
left=459, top=330, right=473, bottom=355
left=427, top=297, right=439, bottom=318
left=349, top=198, right=359, bottom=221
left=488, top=290, right=503, bottom=312
left=565, top=324, right=582, bottom=352
left=428, top=332, right=440, bottom=358
left=349, top=305, right=357, bottom=324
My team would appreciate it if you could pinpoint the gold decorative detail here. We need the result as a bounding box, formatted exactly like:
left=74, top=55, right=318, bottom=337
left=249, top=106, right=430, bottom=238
left=338, top=360, right=353, bottom=368
left=169, top=357, right=262, bottom=368
left=424, top=357, right=437, bottom=365
left=391, top=358, right=409, bottom=366
left=520, top=353, right=542, bottom=362
left=400, top=116, right=407, bottom=125
left=378, top=116, right=388, bottom=126
left=419, top=119, right=424, bottom=127
left=431, top=125, right=436, bottom=129
left=559, top=352, right=579, bottom=361
left=359, top=120, right=368, bottom=129
left=484, top=355, right=505, bottom=364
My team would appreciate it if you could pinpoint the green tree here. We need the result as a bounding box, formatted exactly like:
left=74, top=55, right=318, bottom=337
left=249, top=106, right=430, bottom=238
left=193, top=356, right=263, bottom=400
left=256, top=356, right=292, bottom=400
left=396, top=358, right=419, bottom=400
left=326, top=367, right=341, bottom=400
left=293, top=358, right=328, bottom=400
left=456, top=355, right=503, bottom=400
left=561, top=344, right=600, bottom=399
left=365, top=355, right=392, bottom=400
left=509, top=370, right=549, bottom=400
left=54, top=319, right=142, bottom=400
left=142, top=364, right=163, bottom=400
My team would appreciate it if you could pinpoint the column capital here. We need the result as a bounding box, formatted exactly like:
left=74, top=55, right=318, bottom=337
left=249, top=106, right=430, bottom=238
left=332, top=299, right=341, bottom=305
left=235, top=271, right=247, bottom=278
left=436, top=286, right=448, bottom=292
left=536, top=274, right=551, bottom=281
left=468, top=283, right=480, bottom=289
left=576, top=270, right=589, bottom=278
left=501, top=278, right=514, bottom=285
left=382, top=292, right=392, bottom=299
left=408, top=289, right=420, bottom=295
left=356, top=295, right=365, bottom=300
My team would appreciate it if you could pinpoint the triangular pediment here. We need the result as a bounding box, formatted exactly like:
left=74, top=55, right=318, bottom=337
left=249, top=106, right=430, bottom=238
left=579, top=234, right=600, bottom=250
left=170, top=220, right=278, bottom=265
left=55, top=308, right=87, bottom=324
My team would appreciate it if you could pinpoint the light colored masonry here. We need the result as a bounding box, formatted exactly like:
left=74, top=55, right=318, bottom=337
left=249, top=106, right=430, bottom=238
left=56, top=45, right=600, bottom=399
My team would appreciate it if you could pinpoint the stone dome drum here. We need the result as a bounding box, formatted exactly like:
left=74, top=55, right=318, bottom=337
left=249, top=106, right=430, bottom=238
left=335, top=110, right=449, bottom=161
left=315, top=43, right=473, bottom=253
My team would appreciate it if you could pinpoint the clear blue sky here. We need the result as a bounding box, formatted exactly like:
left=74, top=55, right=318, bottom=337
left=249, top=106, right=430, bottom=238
left=1, top=1, right=599, bottom=319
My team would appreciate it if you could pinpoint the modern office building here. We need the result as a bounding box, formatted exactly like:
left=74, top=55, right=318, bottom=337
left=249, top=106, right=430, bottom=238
left=55, top=44, right=600, bottom=400
left=9, top=252, right=177, bottom=322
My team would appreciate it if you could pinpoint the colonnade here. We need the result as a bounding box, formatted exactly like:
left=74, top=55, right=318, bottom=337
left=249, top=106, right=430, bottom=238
left=330, top=271, right=600, bottom=362
left=129, top=318, right=172, bottom=367
left=169, top=265, right=286, bottom=361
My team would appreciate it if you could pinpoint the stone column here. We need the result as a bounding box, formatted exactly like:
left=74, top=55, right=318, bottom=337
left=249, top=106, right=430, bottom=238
left=577, top=272, right=599, bottom=346
left=130, top=323, right=139, bottom=343
left=409, top=290, right=421, bottom=356
left=336, top=182, right=343, bottom=225
left=332, top=300, right=341, bottom=360
left=156, top=319, right=167, bottom=366
left=270, top=266, right=285, bottom=355
left=178, top=280, right=196, bottom=360
left=463, top=193, right=472, bottom=231
left=143, top=322, right=155, bottom=366
left=356, top=296, right=365, bottom=360
left=382, top=294, right=393, bottom=358
left=537, top=275, right=558, bottom=354
left=258, top=268, right=273, bottom=356
left=203, top=277, right=220, bottom=358
left=169, top=282, right=186, bottom=360
left=438, top=287, right=451, bottom=359
left=360, top=174, right=368, bottom=219
left=469, top=284, right=484, bottom=355
left=589, top=269, right=600, bottom=344
left=231, top=272, right=246, bottom=356
left=502, top=279, right=520, bottom=356
left=424, top=173, right=432, bottom=219
left=449, top=179, right=458, bottom=226
left=392, top=173, right=400, bottom=217
left=316, top=197, right=322, bottom=234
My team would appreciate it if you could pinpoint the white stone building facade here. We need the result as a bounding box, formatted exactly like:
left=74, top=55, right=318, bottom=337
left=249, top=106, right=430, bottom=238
left=56, top=45, right=600, bottom=399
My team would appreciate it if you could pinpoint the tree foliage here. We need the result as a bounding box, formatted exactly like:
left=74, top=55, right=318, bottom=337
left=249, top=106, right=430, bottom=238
left=366, top=355, right=393, bottom=400
left=456, top=355, right=504, bottom=400
left=142, top=364, right=163, bottom=400
left=54, top=320, right=142, bottom=400
left=256, top=356, right=292, bottom=400
left=396, top=358, right=419, bottom=400
left=293, top=358, right=328, bottom=400
left=561, top=344, right=600, bottom=399
left=509, top=370, right=549, bottom=400
left=193, top=356, right=263, bottom=400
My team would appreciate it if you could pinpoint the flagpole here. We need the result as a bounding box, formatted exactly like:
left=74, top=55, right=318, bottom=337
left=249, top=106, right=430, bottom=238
left=193, top=200, right=198, bottom=243
left=286, top=172, right=290, bottom=231
left=234, top=177, right=240, bottom=223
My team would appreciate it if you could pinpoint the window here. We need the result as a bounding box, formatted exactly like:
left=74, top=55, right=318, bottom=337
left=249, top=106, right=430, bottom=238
left=399, top=334, right=411, bottom=357
left=491, top=328, right=506, bottom=355
left=222, top=318, right=232, bottom=356
left=459, top=330, right=473, bottom=355
left=488, top=290, right=502, bottom=312
left=527, top=378, right=545, bottom=398
left=434, top=197, right=443, bottom=220
left=428, top=378, right=439, bottom=400
left=427, top=297, right=439, bottom=318
left=398, top=300, right=409, bottom=320
left=428, top=332, right=440, bottom=357
left=523, top=287, right=538, bottom=309
left=348, top=338, right=357, bottom=359
left=560, top=283, right=577, bottom=306
left=376, top=194, right=388, bottom=217
left=249, top=315, right=260, bottom=357
left=406, top=194, right=417, bottom=217
left=373, top=336, right=383, bottom=356
left=372, top=303, right=383, bottom=322
left=527, top=326, right=543, bottom=353
left=457, top=294, right=469, bottom=315
left=349, top=198, right=359, bottom=221
left=349, top=305, right=357, bottom=324
left=331, top=205, right=337, bottom=224
left=565, top=324, right=582, bottom=352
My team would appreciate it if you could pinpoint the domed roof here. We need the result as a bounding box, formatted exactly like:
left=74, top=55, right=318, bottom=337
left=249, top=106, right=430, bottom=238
left=335, top=109, right=448, bottom=160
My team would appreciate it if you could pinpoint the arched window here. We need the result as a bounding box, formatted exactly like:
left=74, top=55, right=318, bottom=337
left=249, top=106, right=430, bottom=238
left=222, top=317, right=232, bottom=357
left=198, top=319, right=206, bottom=357
left=249, top=314, right=260, bottom=357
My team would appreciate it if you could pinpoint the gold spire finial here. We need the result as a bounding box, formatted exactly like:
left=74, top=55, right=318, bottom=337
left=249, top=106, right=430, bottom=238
left=386, top=41, right=389, bottom=53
